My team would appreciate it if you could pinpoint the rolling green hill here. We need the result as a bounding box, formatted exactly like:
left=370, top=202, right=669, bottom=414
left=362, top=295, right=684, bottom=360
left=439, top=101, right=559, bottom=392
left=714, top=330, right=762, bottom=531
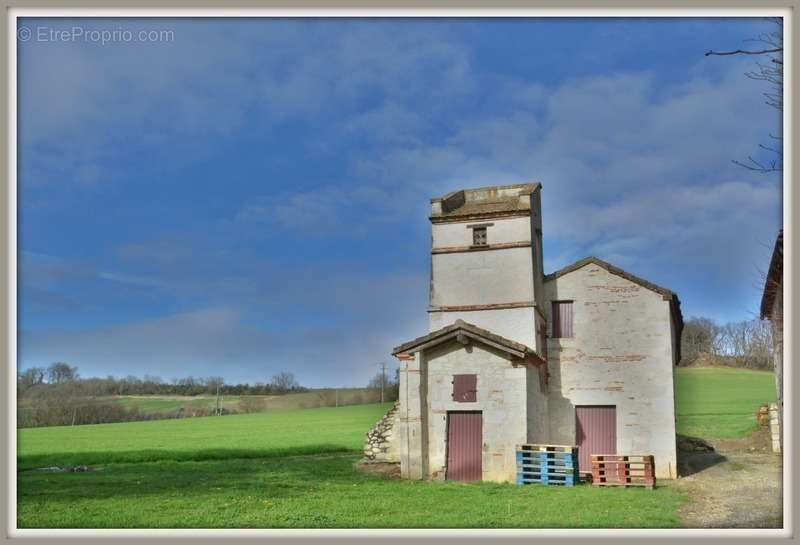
left=675, top=366, right=777, bottom=438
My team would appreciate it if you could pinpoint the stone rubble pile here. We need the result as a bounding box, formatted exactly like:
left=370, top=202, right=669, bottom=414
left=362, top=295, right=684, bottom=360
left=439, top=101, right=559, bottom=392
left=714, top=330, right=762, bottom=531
left=363, top=403, right=399, bottom=462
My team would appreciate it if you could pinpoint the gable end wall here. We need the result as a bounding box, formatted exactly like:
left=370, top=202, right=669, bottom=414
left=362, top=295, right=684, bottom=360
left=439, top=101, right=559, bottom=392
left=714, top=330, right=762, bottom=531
left=543, top=264, right=678, bottom=479
left=421, top=340, right=535, bottom=482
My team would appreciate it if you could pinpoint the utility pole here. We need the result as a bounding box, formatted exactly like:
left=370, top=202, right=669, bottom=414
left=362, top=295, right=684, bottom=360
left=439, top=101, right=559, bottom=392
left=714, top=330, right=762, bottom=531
left=379, top=362, right=387, bottom=404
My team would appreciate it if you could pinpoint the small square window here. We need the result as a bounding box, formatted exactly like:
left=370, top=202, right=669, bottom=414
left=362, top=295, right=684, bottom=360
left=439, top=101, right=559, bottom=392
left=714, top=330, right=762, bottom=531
left=473, top=227, right=487, bottom=246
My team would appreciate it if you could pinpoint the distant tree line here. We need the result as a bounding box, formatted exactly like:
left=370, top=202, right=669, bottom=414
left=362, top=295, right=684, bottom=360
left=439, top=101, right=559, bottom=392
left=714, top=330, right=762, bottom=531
left=17, top=359, right=406, bottom=428
left=680, top=316, right=774, bottom=370
left=17, top=364, right=306, bottom=397
left=17, top=364, right=307, bottom=428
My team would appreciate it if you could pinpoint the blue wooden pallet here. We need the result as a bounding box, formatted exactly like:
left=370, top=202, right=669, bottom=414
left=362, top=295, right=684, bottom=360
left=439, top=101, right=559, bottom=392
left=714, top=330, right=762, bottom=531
left=517, top=457, right=576, bottom=466
left=516, top=449, right=579, bottom=487
left=516, top=453, right=576, bottom=466
left=516, top=473, right=577, bottom=486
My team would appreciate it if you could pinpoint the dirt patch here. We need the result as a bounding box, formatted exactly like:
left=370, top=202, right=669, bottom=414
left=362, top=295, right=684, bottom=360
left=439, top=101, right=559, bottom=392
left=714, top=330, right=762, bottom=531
left=674, top=428, right=782, bottom=528
left=31, top=465, right=98, bottom=473
left=713, top=426, right=775, bottom=454
left=353, top=460, right=401, bottom=479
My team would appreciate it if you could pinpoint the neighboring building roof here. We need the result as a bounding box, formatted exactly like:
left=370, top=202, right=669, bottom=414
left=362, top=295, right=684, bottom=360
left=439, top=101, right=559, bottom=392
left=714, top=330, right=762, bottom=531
left=392, top=319, right=543, bottom=364
left=761, top=230, right=783, bottom=320
left=430, top=183, right=541, bottom=222
left=544, top=256, right=684, bottom=363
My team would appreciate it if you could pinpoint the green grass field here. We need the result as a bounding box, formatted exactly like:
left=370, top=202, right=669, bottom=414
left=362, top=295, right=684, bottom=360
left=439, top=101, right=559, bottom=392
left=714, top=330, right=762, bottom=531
left=18, top=366, right=774, bottom=528
left=111, top=395, right=249, bottom=415
left=105, top=388, right=382, bottom=416
left=18, top=404, right=391, bottom=470
left=17, top=402, right=682, bottom=528
left=675, top=366, right=777, bottom=439
left=17, top=455, right=682, bottom=529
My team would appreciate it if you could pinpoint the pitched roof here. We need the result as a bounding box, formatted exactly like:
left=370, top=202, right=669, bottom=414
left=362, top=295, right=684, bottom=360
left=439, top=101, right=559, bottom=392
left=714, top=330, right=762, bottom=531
left=392, top=319, right=540, bottom=362
left=544, top=256, right=677, bottom=300
left=760, top=230, right=783, bottom=320
left=544, top=256, right=684, bottom=363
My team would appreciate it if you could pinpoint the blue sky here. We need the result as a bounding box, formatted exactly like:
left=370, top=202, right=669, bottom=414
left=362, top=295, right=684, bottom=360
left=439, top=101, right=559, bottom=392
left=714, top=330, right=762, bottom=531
left=18, top=17, right=782, bottom=386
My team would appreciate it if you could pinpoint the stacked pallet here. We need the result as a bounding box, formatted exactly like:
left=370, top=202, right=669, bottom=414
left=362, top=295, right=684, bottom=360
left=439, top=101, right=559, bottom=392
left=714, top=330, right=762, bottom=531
left=591, top=454, right=656, bottom=489
left=516, top=444, right=579, bottom=486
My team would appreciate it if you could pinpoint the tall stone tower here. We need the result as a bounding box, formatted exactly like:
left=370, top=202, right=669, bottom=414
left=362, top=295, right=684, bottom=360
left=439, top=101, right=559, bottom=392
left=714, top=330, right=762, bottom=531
left=428, top=183, right=546, bottom=353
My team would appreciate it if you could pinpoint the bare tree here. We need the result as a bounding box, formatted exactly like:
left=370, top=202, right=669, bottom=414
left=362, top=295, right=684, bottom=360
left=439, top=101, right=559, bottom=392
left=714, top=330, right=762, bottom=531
left=366, top=367, right=399, bottom=401
left=680, top=317, right=720, bottom=365
left=46, top=362, right=78, bottom=384
left=270, top=372, right=300, bottom=393
left=706, top=17, right=783, bottom=173
left=17, top=367, right=46, bottom=391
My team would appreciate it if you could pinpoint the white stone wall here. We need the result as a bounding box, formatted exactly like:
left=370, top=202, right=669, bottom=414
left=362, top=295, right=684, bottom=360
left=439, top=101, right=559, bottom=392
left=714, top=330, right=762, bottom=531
left=769, top=402, right=781, bottom=453
left=399, top=354, right=426, bottom=479
left=432, top=216, right=532, bottom=248
left=431, top=248, right=535, bottom=308
left=526, top=363, right=550, bottom=444
left=429, top=208, right=540, bottom=351
left=429, top=307, right=537, bottom=350
left=544, top=263, right=678, bottom=479
left=422, top=340, right=534, bottom=482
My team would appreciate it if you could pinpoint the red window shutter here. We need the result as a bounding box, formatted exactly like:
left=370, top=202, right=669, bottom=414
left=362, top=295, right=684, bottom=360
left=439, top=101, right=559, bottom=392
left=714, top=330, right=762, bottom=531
left=552, top=301, right=574, bottom=338
left=452, top=374, right=477, bottom=402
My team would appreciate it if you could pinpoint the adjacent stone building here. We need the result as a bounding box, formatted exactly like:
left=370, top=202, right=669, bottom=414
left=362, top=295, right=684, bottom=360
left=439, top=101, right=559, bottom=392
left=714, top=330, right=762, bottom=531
left=760, top=230, right=783, bottom=454
left=375, top=183, right=683, bottom=482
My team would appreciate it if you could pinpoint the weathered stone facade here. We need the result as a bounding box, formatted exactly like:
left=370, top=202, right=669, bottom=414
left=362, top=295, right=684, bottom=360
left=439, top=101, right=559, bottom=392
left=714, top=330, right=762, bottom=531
left=543, top=261, right=679, bottom=479
left=409, top=340, right=544, bottom=482
left=383, top=183, right=683, bottom=483
left=428, top=185, right=546, bottom=352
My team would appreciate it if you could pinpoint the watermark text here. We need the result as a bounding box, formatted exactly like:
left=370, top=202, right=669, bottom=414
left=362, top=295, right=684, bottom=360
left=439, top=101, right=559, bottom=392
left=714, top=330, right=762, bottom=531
left=18, top=25, right=175, bottom=45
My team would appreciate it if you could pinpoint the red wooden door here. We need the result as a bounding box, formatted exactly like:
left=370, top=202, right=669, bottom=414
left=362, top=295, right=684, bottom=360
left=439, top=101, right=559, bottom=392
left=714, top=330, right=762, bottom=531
left=575, top=406, right=616, bottom=473
left=446, top=412, right=483, bottom=481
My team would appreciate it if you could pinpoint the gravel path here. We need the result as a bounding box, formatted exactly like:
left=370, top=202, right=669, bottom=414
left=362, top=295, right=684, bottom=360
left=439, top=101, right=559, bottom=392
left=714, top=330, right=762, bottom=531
left=674, top=429, right=783, bottom=528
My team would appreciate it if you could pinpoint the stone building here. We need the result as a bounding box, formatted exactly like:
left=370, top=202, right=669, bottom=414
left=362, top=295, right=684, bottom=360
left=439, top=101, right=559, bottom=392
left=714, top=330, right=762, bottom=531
left=760, top=229, right=783, bottom=453
left=369, top=183, right=683, bottom=482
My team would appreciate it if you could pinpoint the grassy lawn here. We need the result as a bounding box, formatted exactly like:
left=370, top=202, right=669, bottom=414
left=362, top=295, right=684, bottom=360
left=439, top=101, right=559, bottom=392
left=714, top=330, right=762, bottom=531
left=18, top=404, right=392, bottom=470
left=17, top=401, right=683, bottom=528
left=18, top=454, right=682, bottom=529
left=21, top=367, right=775, bottom=529
left=675, top=366, right=777, bottom=439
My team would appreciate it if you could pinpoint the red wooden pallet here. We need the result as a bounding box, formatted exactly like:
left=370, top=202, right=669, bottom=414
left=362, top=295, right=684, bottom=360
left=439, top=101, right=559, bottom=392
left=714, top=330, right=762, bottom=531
left=591, top=454, right=655, bottom=489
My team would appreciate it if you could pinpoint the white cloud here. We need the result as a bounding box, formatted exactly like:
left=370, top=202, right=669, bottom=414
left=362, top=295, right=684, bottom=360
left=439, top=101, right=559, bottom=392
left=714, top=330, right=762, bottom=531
left=22, top=251, right=168, bottom=291
left=21, top=264, right=429, bottom=386
left=19, top=19, right=784, bottom=382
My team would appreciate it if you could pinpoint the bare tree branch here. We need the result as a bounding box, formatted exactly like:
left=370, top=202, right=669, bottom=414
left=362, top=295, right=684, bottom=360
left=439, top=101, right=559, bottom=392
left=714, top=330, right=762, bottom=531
left=732, top=157, right=780, bottom=173
left=706, top=17, right=783, bottom=173
left=705, top=47, right=783, bottom=57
